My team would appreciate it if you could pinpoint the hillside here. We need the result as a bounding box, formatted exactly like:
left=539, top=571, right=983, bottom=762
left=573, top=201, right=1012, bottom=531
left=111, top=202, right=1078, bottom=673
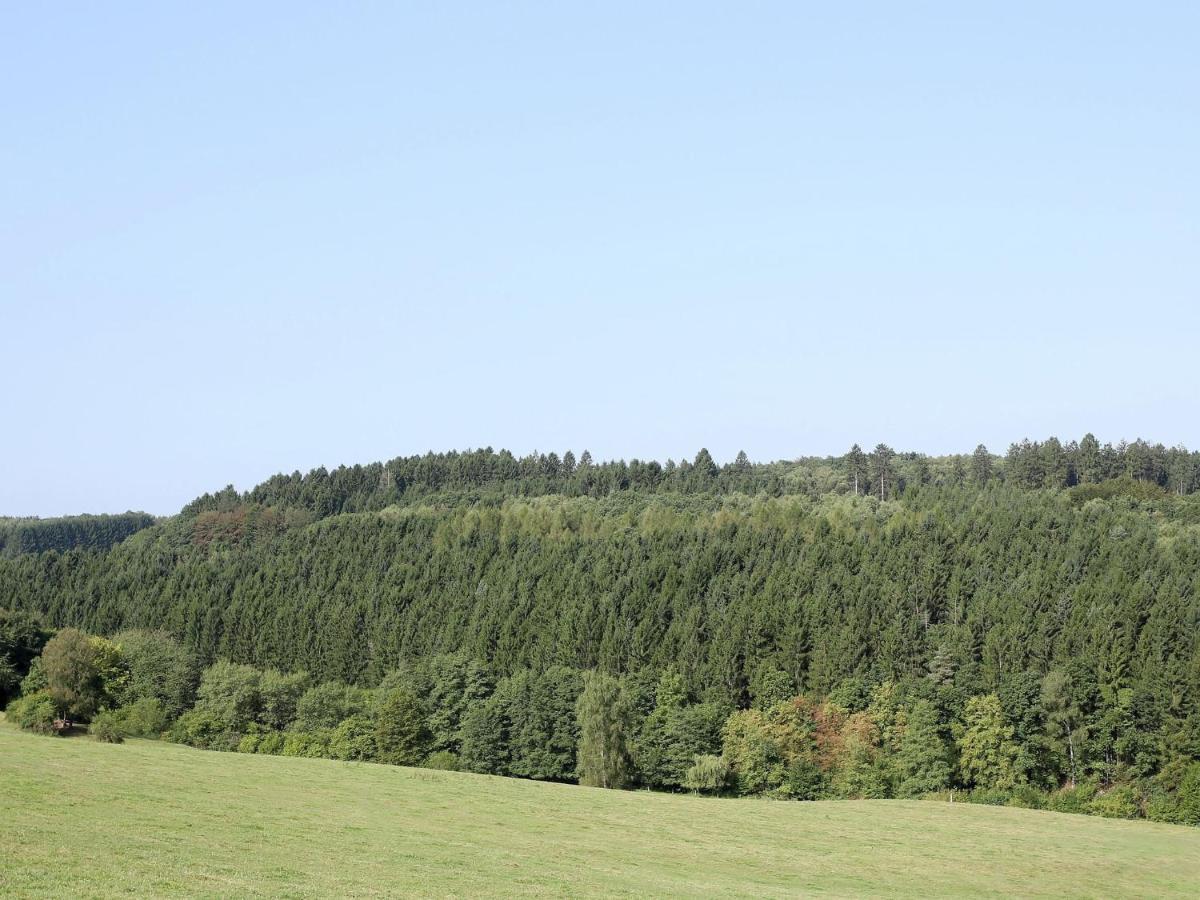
left=2, top=722, right=1198, bottom=898
left=2, top=441, right=1200, bottom=820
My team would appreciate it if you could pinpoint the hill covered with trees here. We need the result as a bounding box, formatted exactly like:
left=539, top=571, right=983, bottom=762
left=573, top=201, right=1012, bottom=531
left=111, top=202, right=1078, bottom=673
left=2, top=436, right=1199, bottom=822
left=0, top=512, right=155, bottom=558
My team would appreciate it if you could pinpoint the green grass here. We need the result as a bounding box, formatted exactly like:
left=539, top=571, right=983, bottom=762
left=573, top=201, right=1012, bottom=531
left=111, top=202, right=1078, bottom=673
left=2, top=723, right=1198, bottom=898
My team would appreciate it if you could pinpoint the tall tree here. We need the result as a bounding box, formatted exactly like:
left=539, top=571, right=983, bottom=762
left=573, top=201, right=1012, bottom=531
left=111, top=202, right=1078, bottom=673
left=958, top=694, right=1023, bottom=791
left=871, top=444, right=895, bottom=500
left=1041, top=669, right=1085, bottom=787
left=971, top=445, right=992, bottom=485
left=845, top=444, right=867, bottom=495
left=576, top=671, right=633, bottom=789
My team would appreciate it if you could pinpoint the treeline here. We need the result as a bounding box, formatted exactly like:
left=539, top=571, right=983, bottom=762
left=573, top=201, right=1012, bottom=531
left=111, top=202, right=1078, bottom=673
left=4, top=621, right=1199, bottom=825
left=0, top=512, right=156, bottom=558
left=179, top=436, right=1200, bottom=526
left=2, top=436, right=1199, bottom=823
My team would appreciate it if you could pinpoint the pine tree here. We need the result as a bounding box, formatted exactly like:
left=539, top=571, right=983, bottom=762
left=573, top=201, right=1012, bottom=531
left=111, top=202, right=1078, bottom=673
left=845, top=444, right=867, bottom=495
left=894, top=700, right=953, bottom=797
left=971, top=444, right=992, bottom=485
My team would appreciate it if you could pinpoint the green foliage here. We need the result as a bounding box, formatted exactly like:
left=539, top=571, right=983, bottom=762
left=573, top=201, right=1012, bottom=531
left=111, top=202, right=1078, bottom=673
left=958, top=695, right=1023, bottom=792
left=1046, top=779, right=1099, bottom=815
left=259, top=669, right=310, bottom=731
left=1147, top=761, right=1200, bottom=826
left=0, top=609, right=50, bottom=706
left=294, top=681, right=371, bottom=732
left=89, top=710, right=124, bottom=743
left=374, top=688, right=432, bottom=766
left=683, top=754, right=730, bottom=793
left=0, top=512, right=155, bottom=557
left=111, top=630, right=199, bottom=718
left=114, top=697, right=170, bottom=738
left=424, top=750, right=459, bottom=771
left=281, top=730, right=332, bottom=758
left=194, top=660, right=262, bottom=733
left=634, top=676, right=725, bottom=790
left=6, top=690, right=59, bottom=735
left=576, top=671, right=633, bottom=789
left=1088, top=785, right=1142, bottom=819
left=255, top=731, right=286, bottom=755
left=41, top=628, right=113, bottom=720
left=894, top=700, right=954, bottom=797
left=328, top=714, right=375, bottom=761
left=170, top=708, right=240, bottom=751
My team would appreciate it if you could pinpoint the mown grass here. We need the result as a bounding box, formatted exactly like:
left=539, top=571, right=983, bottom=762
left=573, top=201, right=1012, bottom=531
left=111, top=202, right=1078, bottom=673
left=1, top=721, right=1198, bottom=898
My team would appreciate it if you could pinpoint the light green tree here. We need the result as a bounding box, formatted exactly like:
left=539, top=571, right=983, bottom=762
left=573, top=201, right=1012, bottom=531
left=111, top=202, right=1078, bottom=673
left=576, top=671, right=633, bottom=789
left=958, top=694, right=1023, bottom=791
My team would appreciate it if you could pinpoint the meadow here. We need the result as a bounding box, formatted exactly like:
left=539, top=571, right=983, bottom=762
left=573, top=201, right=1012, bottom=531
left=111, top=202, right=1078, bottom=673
left=2, top=722, right=1198, bottom=898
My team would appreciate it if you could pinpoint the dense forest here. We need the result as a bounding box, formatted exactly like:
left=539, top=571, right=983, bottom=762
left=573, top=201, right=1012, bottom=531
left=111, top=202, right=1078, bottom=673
left=0, top=512, right=155, bottom=558
left=2, top=436, right=1199, bottom=823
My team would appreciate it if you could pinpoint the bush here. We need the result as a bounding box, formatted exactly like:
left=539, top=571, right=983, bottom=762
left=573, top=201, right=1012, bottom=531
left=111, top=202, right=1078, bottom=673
left=1088, top=784, right=1142, bottom=819
left=294, top=681, right=370, bottom=732
left=328, top=714, right=376, bottom=761
left=1146, top=762, right=1200, bottom=825
left=7, top=691, right=59, bottom=735
left=116, top=697, right=169, bottom=738
left=968, top=788, right=1011, bottom=806
left=256, top=731, right=286, bottom=755
left=90, top=710, right=124, bottom=743
left=237, top=732, right=261, bottom=754
left=1005, top=785, right=1046, bottom=810
left=1046, top=780, right=1098, bottom=815
left=683, top=754, right=730, bottom=794
left=424, top=750, right=459, bottom=771
left=170, top=708, right=240, bottom=751
left=281, top=730, right=331, bottom=759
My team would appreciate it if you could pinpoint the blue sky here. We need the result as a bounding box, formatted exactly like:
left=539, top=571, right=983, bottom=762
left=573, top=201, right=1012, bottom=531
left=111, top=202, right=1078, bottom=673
left=2, top=3, right=1198, bottom=516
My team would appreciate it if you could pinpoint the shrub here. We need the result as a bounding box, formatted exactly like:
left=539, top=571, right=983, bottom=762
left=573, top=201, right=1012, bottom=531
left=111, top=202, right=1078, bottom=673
left=117, top=697, right=170, bottom=738
left=968, top=788, right=1010, bottom=806
left=294, top=681, right=370, bottom=732
left=259, top=669, right=310, bottom=730
left=1046, top=780, right=1098, bottom=815
left=424, top=750, right=459, bottom=771
left=683, top=754, right=730, bottom=794
left=1088, top=785, right=1141, bottom=819
left=7, top=691, right=59, bottom=735
left=170, top=708, right=240, bottom=751
left=1146, top=762, right=1200, bottom=825
left=19, top=658, right=48, bottom=695
left=328, top=714, right=376, bottom=761
left=256, top=731, right=286, bottom=755
left=281, top=730, right=331, bottom=758
left=237, top=732, right=261, bottom=754
left=90, top=710, right=124, bottom=743
left=1005, top=785, right=1046, bottom=809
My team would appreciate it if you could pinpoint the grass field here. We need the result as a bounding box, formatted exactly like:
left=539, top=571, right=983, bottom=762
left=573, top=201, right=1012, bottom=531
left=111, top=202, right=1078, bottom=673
left=2, top=722, right=1198, bottom=898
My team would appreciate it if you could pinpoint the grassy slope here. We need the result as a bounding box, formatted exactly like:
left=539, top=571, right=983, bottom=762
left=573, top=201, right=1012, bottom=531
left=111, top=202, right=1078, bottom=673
left=2, top=724, right=1198, bottom=898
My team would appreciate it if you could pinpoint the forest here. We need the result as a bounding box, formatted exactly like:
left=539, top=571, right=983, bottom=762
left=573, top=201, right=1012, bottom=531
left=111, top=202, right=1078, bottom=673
left=2, top=436, right=1199, bottom=824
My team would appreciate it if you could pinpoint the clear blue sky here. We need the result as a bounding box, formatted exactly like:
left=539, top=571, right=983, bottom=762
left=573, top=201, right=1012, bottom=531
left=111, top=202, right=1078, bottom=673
left=3, top=3, right=1197, bottom=516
